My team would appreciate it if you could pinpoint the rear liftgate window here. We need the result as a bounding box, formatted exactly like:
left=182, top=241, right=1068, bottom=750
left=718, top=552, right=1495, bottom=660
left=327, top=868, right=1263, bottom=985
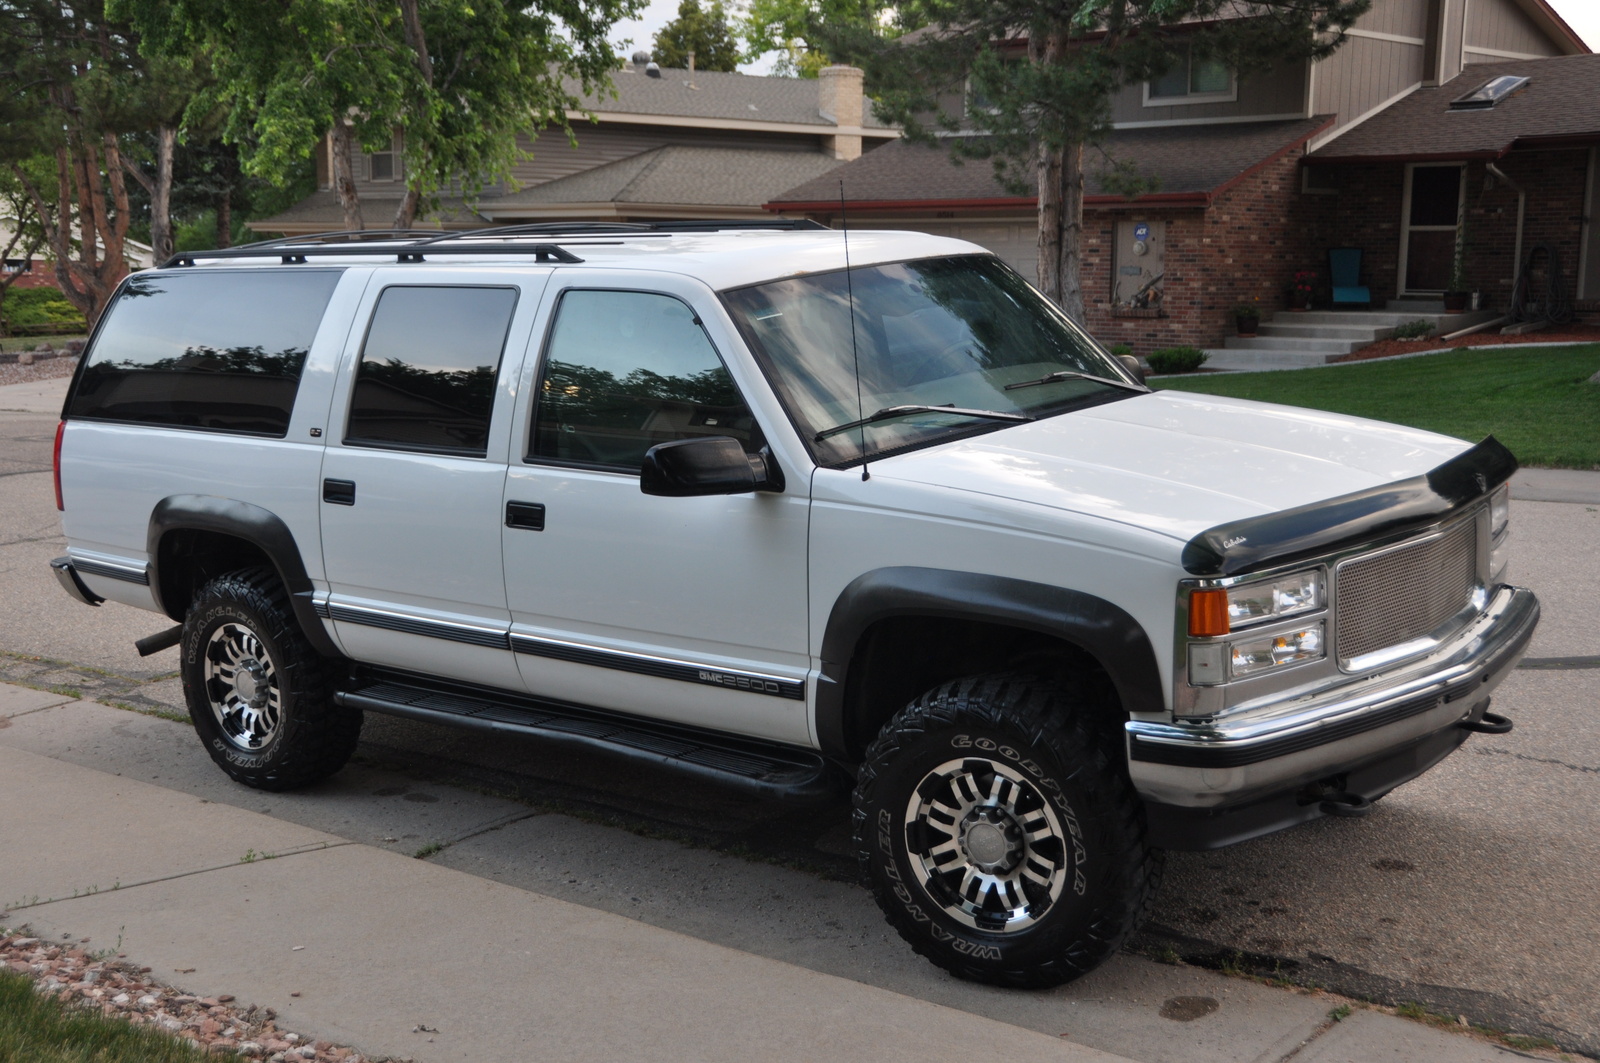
left=346, top=286, right=519, bottom=457
left=68, top=270, right=343, bottom=437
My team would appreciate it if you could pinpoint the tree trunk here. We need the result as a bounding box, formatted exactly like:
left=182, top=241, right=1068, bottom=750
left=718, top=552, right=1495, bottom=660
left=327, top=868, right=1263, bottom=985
left=216, top=187, right=233, bottom=248
left=393, top=0, right=433, bottom=231
left=1034, top=140, right=1087, bottom=324
left=149, top=125, right=176, bottom=263
left=391, top=188, right=422, bottom=231
left=330, top=123, right=364, bottom=232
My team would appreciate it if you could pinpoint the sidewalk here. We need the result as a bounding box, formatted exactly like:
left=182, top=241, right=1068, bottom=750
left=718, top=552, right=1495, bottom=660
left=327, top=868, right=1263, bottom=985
left=1, top=683, right=1551, bottom=1063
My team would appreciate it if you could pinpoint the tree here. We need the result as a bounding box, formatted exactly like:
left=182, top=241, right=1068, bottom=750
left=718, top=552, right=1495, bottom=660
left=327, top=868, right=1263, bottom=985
left=653, top=0, right=742, bottom=72
left=0, top=166, right=49, bottom=322
left=0, top=0, right=181, bottom=326
left=739, top=0, right=914, bottom=77
left=830, top=1, right=1370, bottom=321
left=128, top=0, right=639, bottom=232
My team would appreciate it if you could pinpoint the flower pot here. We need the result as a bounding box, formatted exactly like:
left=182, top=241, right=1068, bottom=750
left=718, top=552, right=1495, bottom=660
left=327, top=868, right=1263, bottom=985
left=1442, top=291, right=1470, bottom=313
left=1235, top=315, right=1259, bottom=336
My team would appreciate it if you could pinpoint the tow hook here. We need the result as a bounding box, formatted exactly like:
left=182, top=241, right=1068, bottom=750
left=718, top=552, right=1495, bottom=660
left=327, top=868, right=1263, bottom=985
left=1459, top=711, right=1514, bottom=735
left=1318, top=792, right=1374, bottom=818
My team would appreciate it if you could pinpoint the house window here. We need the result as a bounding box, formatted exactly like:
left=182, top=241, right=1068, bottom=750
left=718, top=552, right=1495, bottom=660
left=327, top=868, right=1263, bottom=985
left=1145, top=53, right=1234, bottom=105
left=368, top=134, right=402, bottom=181
left=2, top=259, right=34, bottom=274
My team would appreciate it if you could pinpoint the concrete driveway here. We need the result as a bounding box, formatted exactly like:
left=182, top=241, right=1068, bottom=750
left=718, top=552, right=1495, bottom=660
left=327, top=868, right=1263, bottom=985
left=3, top=375, right=1595, bottom=1059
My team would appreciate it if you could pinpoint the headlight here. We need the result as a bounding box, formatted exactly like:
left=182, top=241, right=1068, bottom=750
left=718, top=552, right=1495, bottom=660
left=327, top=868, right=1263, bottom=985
left=1226, top=569, right=1323, bottom=628
left=1229, top=624, right=1325, bottom=679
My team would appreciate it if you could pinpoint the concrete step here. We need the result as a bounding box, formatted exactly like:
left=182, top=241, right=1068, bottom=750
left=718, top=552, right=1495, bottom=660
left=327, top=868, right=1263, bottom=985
left=1201, top=349, right=1339, bottom=371
left=1256, top=323, right=1392, bottom=341
left=1224, top=335, right=1364, bottom=354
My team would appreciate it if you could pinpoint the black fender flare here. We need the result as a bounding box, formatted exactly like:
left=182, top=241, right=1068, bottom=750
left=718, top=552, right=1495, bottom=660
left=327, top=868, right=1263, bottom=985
left=816, top=567, right=1164, bottom=759
left=147, top=495, right=341, bottom=659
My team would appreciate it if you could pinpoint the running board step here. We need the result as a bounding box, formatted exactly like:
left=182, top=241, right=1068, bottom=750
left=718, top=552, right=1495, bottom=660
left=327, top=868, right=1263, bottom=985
left=336, top=672, right=841, bottom=803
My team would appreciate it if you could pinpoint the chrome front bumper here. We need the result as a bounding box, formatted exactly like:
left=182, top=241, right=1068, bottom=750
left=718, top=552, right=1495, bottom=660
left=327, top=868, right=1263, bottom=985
left=1128, top=584, right=1538, bottom=818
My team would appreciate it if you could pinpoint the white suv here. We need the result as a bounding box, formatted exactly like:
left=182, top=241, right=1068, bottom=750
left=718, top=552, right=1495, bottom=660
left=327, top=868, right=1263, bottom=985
left=51, top=223, right=1539, bottom=987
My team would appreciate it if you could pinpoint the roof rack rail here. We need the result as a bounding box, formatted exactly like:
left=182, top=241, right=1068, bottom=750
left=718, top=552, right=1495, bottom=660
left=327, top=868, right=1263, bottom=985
left=162, top=242, right=585, bottom=268
left=425, top=219, right=829, bottom=241
left=230, top=229, right=442, bottom=251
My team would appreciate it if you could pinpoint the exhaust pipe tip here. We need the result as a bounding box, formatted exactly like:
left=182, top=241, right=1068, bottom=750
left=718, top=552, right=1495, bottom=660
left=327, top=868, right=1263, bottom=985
left=1319, top=792, right=1374, bottom=818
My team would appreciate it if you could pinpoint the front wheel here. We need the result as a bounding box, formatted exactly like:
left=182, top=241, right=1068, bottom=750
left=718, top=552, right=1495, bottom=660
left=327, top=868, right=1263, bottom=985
left=181, top=568, right=359, bottom=791
left=853, top=673, right=1162, bottom=988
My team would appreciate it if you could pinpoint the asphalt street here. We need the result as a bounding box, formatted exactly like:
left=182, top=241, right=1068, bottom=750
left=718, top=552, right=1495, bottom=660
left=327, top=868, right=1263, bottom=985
left=3, top=394, right=1596, bottom=1058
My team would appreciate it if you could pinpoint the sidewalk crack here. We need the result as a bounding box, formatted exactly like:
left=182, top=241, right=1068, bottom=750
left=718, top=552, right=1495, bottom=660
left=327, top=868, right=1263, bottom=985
left=4, top=840, right=354, bottom=913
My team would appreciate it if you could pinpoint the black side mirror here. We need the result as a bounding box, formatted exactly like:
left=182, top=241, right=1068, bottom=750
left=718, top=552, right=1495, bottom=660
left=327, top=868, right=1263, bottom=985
left=640, top=437, right=784, bottom=497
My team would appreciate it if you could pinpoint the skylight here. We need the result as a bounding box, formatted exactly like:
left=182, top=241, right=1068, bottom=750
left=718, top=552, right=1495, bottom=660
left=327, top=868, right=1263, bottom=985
left=1449, top=75, right=1531, bottom=110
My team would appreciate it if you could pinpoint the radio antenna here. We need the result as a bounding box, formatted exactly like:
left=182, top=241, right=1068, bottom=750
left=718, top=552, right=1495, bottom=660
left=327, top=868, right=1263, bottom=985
left=840, top=179, right=869, bottom=481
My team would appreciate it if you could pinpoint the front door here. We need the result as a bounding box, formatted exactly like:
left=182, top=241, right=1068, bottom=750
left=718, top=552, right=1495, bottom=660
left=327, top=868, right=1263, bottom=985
left=319, top=269, right=545, bottom=691
left=1400, top=163, right=1465, bottom=294
left=500, top=275, right=812, bottom=746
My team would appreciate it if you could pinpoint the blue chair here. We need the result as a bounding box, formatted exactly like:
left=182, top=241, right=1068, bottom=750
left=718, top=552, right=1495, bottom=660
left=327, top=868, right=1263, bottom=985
left=1329, top=248, right=1371, bottom=308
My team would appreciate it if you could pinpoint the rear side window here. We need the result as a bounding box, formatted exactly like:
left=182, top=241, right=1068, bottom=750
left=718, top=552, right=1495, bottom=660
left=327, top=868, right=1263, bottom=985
left=345, top=286, right=518, bottom=457
left=67, top=270, right=342, bottom=437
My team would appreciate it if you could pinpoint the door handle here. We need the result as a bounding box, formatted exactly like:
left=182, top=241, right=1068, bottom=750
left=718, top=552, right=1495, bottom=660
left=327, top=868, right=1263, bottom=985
left=506, top=501, right=545, bottom=530
left=323, top=479, right=356, bottom=505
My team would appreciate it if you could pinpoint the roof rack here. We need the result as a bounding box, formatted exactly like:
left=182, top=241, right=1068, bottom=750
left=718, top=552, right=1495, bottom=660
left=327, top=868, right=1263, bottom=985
left=163, top=242, right=586, bottom=268
left=160, top=218, right=831, bottom=269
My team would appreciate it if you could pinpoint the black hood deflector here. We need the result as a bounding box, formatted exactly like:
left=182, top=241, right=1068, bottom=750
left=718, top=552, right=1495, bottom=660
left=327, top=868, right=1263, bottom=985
left=1181, top=436, right=1517, bottom=577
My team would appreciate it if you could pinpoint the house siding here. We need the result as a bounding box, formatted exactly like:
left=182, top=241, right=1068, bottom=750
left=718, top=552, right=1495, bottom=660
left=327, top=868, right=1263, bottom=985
left=1110, top=62, right=1306, bottom=125
left=1312, top=35, right=1427, bottom=141
left=1464, top=0, right=1565, bottom=59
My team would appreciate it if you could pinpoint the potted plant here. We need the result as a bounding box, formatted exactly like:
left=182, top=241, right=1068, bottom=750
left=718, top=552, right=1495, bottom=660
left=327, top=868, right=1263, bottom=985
left=1233, top=300, right=1261, bottom=335
left=1290, top=271, right=1316, bottom=311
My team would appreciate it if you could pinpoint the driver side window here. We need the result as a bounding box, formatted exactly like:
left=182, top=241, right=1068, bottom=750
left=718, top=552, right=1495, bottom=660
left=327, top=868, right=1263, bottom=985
left=530, top=290, right=760, bottom=469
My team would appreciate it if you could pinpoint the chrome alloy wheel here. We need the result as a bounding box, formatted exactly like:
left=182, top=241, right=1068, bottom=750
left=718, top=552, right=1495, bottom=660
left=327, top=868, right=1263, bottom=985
left=203, top=621, right=282, bottom=751
left=904, top=757, right=1070, bottom=932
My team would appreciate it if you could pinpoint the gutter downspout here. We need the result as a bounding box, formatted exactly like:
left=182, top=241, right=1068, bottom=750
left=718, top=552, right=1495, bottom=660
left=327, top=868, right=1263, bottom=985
left=1486, top=162, right=1525, bottom=281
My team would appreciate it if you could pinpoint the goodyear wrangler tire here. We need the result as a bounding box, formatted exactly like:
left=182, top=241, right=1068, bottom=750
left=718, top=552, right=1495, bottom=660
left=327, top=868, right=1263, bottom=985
left=181, top=568, right=359, bottom=791
left=853, top=673, right=1162, bottom=988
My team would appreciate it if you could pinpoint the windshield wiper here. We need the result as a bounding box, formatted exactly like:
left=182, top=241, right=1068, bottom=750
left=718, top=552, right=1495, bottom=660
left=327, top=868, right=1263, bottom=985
left=814, top=404, right=1031, bottom=442
left=1003, top=369, right=1147, bottom=393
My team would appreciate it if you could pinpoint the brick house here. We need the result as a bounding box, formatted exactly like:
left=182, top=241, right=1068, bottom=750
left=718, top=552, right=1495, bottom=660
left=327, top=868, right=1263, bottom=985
left=765, top=0, right=1593, bottom=358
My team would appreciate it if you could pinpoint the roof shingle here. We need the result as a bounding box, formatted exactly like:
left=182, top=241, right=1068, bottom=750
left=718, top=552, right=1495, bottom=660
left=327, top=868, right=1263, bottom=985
left=1310, top=54, right=1600, bottom=162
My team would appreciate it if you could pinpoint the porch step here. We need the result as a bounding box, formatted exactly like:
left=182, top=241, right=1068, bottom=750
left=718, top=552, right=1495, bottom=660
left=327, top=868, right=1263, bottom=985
left=1223, top=335, right=1365, bottom=354
left=1257, top=323, right=1398, bottom=340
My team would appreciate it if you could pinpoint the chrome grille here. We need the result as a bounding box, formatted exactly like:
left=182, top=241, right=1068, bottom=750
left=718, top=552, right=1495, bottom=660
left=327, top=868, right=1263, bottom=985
left=1336, top=517, right=1479, bottom=664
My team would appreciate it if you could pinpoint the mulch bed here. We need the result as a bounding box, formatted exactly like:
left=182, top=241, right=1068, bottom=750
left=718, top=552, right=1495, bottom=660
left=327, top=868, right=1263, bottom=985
left=1330, top=324, right=1600, bottom=363
left=1, top=929, right=395, bottom=1061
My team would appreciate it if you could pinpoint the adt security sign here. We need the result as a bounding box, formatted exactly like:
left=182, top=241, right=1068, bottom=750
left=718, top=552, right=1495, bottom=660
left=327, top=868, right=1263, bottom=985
left=1133, top=222, right=1150, bottom=242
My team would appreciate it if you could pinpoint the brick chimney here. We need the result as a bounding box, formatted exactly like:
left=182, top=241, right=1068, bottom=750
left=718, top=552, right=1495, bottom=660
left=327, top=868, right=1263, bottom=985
left=818, top=65, right=865, bottom=161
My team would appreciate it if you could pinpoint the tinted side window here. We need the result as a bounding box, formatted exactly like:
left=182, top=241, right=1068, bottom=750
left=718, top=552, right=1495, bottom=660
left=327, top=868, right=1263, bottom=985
left=531, top=290, right=758, bottom=469
left=68, top=270, right=342, bottom=437
left=346, top=286, right=518, bottom=457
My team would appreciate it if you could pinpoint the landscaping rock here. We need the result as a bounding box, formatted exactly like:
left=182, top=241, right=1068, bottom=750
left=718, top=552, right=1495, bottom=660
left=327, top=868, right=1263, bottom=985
left=16, top=352, right=31, bottom=366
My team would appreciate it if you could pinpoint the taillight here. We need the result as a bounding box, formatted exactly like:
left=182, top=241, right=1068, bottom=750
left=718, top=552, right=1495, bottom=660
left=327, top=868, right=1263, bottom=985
left=53, top=420, right=65, bottom=511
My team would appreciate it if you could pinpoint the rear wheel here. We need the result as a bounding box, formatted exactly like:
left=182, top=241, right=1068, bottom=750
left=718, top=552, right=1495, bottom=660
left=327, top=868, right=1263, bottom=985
left=181, top=568, right=359, bottom=791
left=853, top=672, right=1162, bottom=987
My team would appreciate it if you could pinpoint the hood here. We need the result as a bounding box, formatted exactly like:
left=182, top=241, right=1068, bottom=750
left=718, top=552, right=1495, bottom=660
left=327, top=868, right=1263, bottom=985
left=874, top=390, right=1473, bottom=543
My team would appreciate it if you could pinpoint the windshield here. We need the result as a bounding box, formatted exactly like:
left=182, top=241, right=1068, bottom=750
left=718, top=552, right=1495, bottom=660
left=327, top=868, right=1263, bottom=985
left=722, top=256, right=1144, bottom=466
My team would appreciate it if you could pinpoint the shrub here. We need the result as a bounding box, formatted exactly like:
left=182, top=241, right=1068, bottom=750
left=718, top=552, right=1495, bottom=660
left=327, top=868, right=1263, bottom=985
left=1391, top=319, right=1435, bottom=340
left=1, top=286, right=86, bottom=331
left=1232, top=302, right=1262, bottom=320
left=1109, top=343, right=1133, bottom=356
left=1146, top=346, right=1208, bottom=374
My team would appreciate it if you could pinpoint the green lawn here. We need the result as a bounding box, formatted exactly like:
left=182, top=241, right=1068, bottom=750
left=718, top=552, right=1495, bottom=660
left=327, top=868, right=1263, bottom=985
left=0, top=968, right=206, bottom=1063
left=1154, top=344, right=1600, bottom=469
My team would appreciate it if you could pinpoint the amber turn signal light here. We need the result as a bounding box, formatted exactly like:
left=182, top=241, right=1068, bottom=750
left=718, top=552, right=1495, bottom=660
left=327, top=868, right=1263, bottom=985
left=1188, top=588, right=1231, bottom=637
